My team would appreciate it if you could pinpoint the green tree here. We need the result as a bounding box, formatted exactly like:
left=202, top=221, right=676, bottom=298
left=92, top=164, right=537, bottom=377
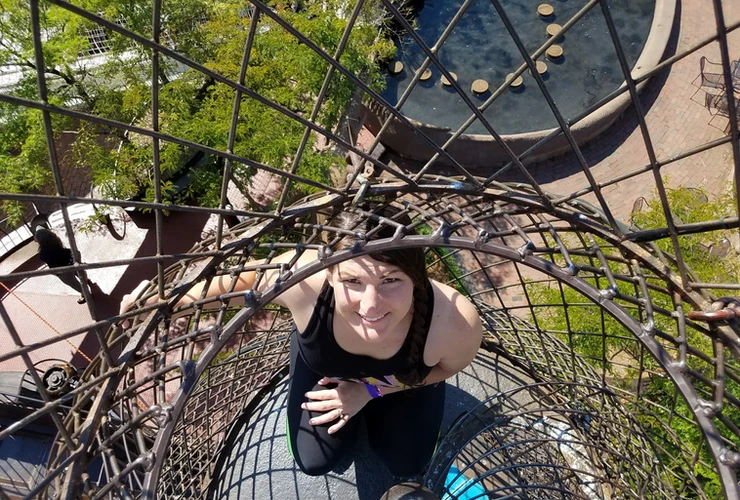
left=1, top=0, right=395, bottom=224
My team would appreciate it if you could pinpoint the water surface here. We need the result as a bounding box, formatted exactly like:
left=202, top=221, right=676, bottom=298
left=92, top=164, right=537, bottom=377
left=381, top=0, right=655, bottom=135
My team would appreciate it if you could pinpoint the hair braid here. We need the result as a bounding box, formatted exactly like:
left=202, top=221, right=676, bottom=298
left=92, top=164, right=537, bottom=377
left=395, top=283, right=429, bottom=387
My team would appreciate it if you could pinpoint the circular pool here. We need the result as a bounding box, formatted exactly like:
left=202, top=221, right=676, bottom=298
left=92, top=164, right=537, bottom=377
left=369, top=0, right=674, bottom=167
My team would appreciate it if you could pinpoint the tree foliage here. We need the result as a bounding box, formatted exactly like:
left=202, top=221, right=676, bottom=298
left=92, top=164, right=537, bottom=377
left=1, top=0, right=396, bottom=225
left=526, top=183, right=739, bottom=498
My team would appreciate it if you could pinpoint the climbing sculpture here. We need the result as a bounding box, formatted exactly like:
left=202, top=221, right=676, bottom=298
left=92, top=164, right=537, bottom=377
left=0, top=0, right=738, bottom=498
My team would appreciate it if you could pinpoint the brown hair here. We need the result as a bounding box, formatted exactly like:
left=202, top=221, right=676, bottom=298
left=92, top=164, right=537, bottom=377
left=333, top=206, right=429, bottom=387
left=34, top=227, right=65, bottom=251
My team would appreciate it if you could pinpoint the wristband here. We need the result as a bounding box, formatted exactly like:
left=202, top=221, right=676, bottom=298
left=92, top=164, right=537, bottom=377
left=365, top=383, right=383, bottom=399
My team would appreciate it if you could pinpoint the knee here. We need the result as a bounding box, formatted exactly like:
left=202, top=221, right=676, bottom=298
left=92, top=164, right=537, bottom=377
left=296, top=459, right=334, bottom=477
left=287, top=433, right=340, bottom=477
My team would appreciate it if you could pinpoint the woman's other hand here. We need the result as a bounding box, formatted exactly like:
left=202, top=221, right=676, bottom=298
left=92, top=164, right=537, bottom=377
left=302, top=377, right=371, bottom=434
left=119, top=280, right=151, bottom=328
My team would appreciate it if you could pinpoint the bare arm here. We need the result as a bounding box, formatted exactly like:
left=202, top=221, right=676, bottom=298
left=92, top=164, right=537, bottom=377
left=120, top=249, right=321, bottom=322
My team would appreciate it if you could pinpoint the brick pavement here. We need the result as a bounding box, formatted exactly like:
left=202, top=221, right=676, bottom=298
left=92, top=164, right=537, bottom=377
left=495, top=0, right=740, bottom=223
left=400, top=0, right=740, bottom=310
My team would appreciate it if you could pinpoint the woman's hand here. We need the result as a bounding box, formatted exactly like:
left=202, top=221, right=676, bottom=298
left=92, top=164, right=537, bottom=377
left=302, top=378, right=372, bottom=434
left=119, top=280, right=151, bottom=328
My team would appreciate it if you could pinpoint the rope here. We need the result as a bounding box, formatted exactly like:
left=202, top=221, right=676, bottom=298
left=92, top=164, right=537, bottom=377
left=0, top=280, right=93, bottom=363
left=1, top=280, right=153, bottom=412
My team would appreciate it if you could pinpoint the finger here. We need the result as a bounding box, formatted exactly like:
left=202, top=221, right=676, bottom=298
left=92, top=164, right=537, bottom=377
left=119, top=294, right=133, bottom=316
left=308, top=409, right=343, bottom=427
left=119, top=280, right=150, bottom=315
left=328, top=414, right=351, bottom=435
left=305, top=389, right=337, bottom=401
left=318, top=377, right=341, bottom=385
left=301, top=400, right=338, bottom=412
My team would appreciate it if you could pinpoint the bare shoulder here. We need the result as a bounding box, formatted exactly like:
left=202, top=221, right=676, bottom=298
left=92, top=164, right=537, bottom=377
left=430, top=280, right=481, bottom=331
left=269, top=249, right=325, bottom=308
left=423, top=280, right=483, bottom=368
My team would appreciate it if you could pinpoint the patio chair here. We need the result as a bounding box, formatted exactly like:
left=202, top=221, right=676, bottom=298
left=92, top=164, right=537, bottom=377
left=705, top=92, right=722, bottom=115
left=707, top=93, right=733, bottom=116
left=692, top=56, right=726, bottom=104
left=699, top=56, right=725, bottom=94
left=706, top=92, right=740, bottom=133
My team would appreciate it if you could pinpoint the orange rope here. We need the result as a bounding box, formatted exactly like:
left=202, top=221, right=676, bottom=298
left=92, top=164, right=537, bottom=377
left=1, top=280, right=154, bottom=412
left=0, top=280, right=93, bottom=363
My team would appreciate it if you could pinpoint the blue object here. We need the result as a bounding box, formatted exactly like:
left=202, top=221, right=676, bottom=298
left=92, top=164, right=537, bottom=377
left=442, top=465, right=487, bottom=499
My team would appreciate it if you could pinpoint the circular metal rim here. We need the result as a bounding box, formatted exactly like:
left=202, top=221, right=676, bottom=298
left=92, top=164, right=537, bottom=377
left=45, top=185, right=738, bottom=499
left=132, top=237, right=736, bottom=498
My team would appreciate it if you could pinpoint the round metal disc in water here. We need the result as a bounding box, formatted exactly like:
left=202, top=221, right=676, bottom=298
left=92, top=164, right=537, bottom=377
left=441, top=72, right=458, bottom=86
left=471, top=79, right=489, bottom=93
left=537, top=3, right=554, bottom=17
left=546, top=23, right=562, bottom=37
left=507, top=73, right=524, bottom=88
left=546, top=45, right=564, bottom=58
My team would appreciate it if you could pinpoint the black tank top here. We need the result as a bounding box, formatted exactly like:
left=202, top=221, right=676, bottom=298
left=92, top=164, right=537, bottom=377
left=295, top=280, right=435, bottom=386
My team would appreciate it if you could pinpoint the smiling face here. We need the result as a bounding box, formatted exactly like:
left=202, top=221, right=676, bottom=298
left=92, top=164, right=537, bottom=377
left=327, top=255, right=415, bottom=343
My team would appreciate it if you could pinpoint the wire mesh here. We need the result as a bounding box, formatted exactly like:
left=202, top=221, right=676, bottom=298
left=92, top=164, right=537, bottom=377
left=0, top=0, right=739, bottom=498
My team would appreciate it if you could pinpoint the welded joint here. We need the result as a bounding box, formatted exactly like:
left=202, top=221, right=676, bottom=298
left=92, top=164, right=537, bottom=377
left=561, top=263, right=579, bottom=276
left=211, top=325, right=223, bottom=343
left=640, top=319, right=655, bottom=336
left=155, top=403, right=174, bottom=427
left=352, top=174, right=369, bottom=206
left=517, top=240, right=535, bottom=258
left=242, top=289, right=258, bottom=306
left=475, top=229, right=490, bottom=248
left=138, top=452, right=156, bottom=473
left=317, top=245, right=333, bottom=262
left=279, top=263, right=293, bottom=281
left=599, top=286, right=618, bottom=300
left=719, top=448, right=740, bottom=468
left=694, top=398, right=722, bottom=418
left=431, top=223, right=451, bottom=242
left=391, top=225, right=405, bottom=242
left=668, top=359, right=689, bottom=374
left=242, top=240, right=257, bottom=259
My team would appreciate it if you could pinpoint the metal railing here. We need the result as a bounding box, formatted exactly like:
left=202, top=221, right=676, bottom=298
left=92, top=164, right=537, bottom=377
left=0, top=0, right=738, bottom=498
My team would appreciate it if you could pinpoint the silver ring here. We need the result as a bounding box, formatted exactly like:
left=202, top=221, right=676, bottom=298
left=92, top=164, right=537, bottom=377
left=337, top=408, right=344, bottom=418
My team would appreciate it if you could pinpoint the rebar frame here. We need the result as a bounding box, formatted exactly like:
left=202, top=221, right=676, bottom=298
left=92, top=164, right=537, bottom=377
left=1, top=0, right=739, bottom=498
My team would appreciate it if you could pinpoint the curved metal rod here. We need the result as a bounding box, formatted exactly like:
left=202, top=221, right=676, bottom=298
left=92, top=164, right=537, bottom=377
left=131, top=234, right=738, bottom=499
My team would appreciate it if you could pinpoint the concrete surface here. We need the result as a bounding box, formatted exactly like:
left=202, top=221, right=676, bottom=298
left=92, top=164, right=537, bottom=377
left=0, top=208, right=213, bottom=372
left=211, top=350, right=533, bottom=500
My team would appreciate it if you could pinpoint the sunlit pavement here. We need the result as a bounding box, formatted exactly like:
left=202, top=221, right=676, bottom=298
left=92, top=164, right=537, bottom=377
left=0, top=208, right=214, bottom=372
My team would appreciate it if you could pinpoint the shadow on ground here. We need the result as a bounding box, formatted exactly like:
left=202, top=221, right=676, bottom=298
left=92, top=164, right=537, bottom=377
left=210, top=350, right=533, bottom=500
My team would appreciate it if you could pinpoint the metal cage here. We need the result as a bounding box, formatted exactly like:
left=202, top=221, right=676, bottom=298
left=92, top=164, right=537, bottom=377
left=0, top=0, right=738, bottom=498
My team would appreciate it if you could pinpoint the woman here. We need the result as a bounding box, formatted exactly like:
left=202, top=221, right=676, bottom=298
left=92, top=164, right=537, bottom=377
left=35, top=227, right=89, bottom=304
left=121, top=208, right=482, bottom=478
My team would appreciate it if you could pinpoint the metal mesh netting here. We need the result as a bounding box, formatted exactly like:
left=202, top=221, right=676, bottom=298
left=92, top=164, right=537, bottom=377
left=0, top=0, right=739, bottom=499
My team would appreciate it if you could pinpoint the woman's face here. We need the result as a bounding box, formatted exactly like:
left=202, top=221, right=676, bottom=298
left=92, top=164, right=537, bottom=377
left=327, top=255, right=415, bottom=343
